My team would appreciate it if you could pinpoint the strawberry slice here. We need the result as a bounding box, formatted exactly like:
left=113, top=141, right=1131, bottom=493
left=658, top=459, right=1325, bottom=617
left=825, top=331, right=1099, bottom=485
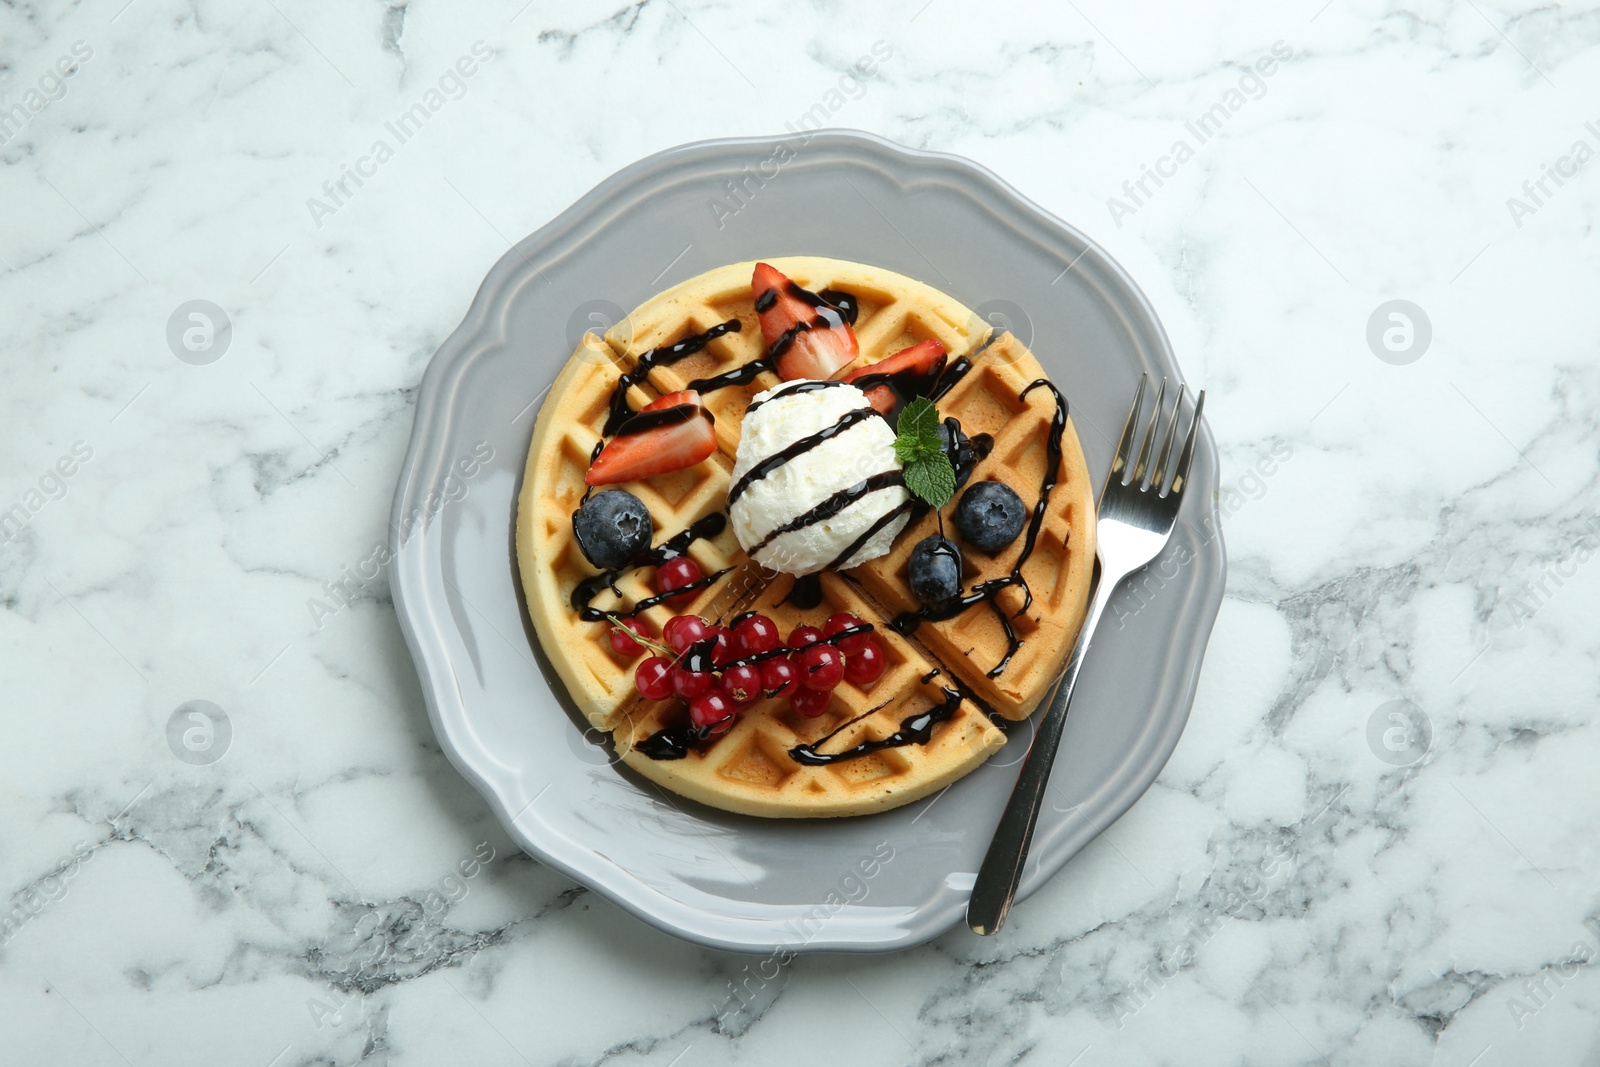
left=641, top=390, right=698, bottom=413
left=751, top=262, right=860, bottom=381
left=586, top=390, right=716, bottom=486
left=842, top=338, right=948, bottom=415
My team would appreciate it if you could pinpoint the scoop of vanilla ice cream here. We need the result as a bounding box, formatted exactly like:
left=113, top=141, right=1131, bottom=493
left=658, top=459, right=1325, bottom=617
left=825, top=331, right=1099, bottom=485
left=729, top=381, right=910, bottom=575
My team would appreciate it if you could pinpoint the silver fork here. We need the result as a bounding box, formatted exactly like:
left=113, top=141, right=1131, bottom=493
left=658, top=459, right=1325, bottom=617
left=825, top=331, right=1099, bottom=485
left=967, top=374, right=1206, bottom=936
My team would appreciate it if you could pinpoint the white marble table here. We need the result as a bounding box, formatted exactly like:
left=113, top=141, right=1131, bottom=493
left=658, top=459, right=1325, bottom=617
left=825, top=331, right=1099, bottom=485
left=4, top=0, right=1597, bottom=1063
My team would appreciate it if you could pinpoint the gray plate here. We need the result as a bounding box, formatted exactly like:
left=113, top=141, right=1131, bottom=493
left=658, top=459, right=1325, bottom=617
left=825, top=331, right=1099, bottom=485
left=389, top=130, right=1225, bottom=954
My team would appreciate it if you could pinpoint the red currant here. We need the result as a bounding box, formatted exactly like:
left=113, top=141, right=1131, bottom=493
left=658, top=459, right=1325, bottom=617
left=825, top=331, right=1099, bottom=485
left=672, top=664, right=714, bottom=701
left=634, top=656, right=673, bottom=701
left=800, top=643, right=845, bottom=690
left=707, top=626, right=737, bottom=667
left=732, top=614, right=782, bottom=657
left=823, top=612, right=870, bottom=655
left=608, top=617, right=650, bottom=658
left=722, top=664, right=763, bottom=705
left=760, top=656, right=799, bottom=698
left=689, top=690, right=735, bottom=731
left=790, top=686, right=832, bottom=718
left=664, top=615, right=711, bottom=655
left=843, top=636, right=888, bottom=686
left=788, top=624, right=824, bottom=651
left=656, top=557, right=704, bottom=604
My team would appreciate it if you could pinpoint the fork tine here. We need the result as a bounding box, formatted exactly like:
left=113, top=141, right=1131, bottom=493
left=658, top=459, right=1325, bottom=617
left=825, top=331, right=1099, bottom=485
left=1129, top=379, right=1166, bottom=487
left=1150, top=385, right=1185, bottom=493
left=1109, top=374, right=1147, bottom=483
left=1168, top=389, right=1206, bottom=498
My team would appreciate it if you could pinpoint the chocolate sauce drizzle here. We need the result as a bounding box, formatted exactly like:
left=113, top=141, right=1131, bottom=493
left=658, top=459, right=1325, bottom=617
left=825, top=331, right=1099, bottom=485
left=748, top=470, right=906, bottom=557
left=823, top=496, right=920, bottom=572
left=580, top=441, right=605, bottom=505
left=889, top=380, right=1068, bottom=678
left=635, top=721, right=714, bottom=761
left=602, top=319, right=743, bottom=435
left=943, top=416, right=995, bottom=485
left=683, top=359, right=773, bottom=397
left=783, top=659, right=1021, bottom=765
left=781, top=573, right=824, bottom=610
left=609, top=401, right=710, bottom=437
left=570, top=512, right=729, bottom=623
left=929, top=355, right=973, bottom=403
left=788, top=684, right=965, bottom=766
left=726, top=405, right=880, bottom=506
left=816, top=288, right=859, bottom=325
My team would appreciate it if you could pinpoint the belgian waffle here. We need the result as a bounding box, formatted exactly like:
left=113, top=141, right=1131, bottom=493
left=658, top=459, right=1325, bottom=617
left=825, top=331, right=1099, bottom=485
left=516, top=257, right=1095, bottom=817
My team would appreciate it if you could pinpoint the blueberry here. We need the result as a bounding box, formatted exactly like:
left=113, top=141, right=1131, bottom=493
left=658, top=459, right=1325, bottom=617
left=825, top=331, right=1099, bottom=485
left=908, top=536, right=963, bottom=607
left=937, top=420, right=975, bottom=490
left=573, top=490, right=653, bottom=571
left=955, top=481, right=1027, bottom=553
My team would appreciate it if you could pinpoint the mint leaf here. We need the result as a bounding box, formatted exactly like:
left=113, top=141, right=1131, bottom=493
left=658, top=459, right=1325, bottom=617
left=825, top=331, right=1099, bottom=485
left=894, top=397, right=957, bottom=507
left=904, top=453, right=957, bottom=507
left=897, top=397, right=941, bottom=449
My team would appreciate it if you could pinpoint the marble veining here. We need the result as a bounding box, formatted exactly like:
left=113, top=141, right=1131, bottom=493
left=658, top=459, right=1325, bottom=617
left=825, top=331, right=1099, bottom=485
left=3, top=0, right=1599, bottom=1063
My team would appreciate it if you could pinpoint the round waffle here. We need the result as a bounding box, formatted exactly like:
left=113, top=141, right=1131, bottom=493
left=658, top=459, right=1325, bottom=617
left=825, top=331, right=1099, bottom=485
left=516, top=257, right=1096, bottom=818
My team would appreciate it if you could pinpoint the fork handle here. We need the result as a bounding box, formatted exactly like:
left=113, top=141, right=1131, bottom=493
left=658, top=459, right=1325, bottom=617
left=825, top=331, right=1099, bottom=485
left=966, top=562, right=1121, bottom=935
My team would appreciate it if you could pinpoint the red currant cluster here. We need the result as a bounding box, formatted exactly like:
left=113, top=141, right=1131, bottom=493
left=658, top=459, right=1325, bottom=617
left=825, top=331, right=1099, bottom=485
left=609, top=603, right=889, bottom=736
